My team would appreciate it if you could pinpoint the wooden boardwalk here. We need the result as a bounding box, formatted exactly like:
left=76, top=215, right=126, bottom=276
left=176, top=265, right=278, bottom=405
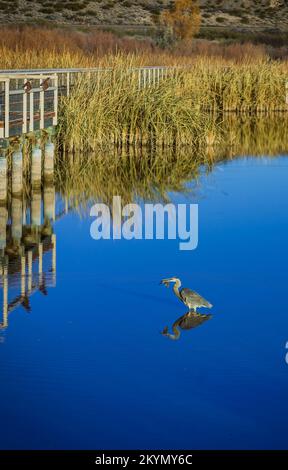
left=0, top=66, right=172, bottom=139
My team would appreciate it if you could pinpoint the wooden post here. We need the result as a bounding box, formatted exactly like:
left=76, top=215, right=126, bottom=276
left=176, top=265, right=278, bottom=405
left=23, top=78, right=28, bottom=134
left=53, top=75, right=58, bottom=126
left=27, top=250, right=32, bottom=294
left=44, top=183, right=55, bottom=221
left=38, top=242, right=43, bottom=288
left=38, top=242, right=43, bottom=275
left=22, top=198, right=26, bottom=225
left=40, top=75, right=45, bottom=129
left=0, top=206, right=7, bottom=252
left=65, top=196, right=68, bottom=214
left=43, top=139, right=55, bottom=220
left=29, top=91, right=34, bottom=132
left=11, top=196, right=22, bottom=242
left=52, top=233, right=56, bottom=271
left=0, top=80, right=3, bottom=139
left=147, top=69, right=150, bottom=87
left=2, top=259, right=8, bottom=328
left=31, top=190, right=41, bottom=227
left=67, top=72, right=70, bottom=97
left=52, top=233, right=56, bottom=286
left=0, top=152, right=7, bottom=202
left=4, top=79, right=9, bottom=138
left=31, top=144, right=42, bottom=188
left=44, top=141, right=54, bottom=181
left=21, top=251, right=26, bottom=298
left=12, top=149, right=23, bottom=196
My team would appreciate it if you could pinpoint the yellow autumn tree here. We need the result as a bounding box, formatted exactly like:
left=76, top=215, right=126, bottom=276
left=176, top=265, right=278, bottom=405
left=159, top=0, right=201, bottom=45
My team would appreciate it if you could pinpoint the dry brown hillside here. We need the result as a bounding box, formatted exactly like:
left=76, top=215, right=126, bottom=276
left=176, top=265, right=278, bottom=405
left=0, top=0, right=287, bottom=30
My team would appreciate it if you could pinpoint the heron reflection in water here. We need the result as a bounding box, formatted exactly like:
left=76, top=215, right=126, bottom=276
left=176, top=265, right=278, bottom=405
left=161, top=310, right=212, bottom=341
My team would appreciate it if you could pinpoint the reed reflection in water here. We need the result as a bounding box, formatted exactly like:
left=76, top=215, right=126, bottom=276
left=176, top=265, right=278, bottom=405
left=1, top=114, right=288, bottom=333
left=55, top=114, right=288, bottom=208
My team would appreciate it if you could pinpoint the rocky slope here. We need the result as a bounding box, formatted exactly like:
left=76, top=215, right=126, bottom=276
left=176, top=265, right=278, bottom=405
left=0, top=0, right=287, bottom=30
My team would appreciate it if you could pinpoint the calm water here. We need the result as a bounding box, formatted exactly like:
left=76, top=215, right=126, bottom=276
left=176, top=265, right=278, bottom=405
left=0, top=147, right=288, bottom=449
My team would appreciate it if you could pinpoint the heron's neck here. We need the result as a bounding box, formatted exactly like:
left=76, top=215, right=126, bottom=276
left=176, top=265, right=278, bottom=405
left=173, top=279, right=182, bottom=299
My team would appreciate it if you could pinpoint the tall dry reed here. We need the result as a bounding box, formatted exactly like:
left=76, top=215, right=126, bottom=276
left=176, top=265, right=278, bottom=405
left=56, top=56, right=288, bottom=150
left=57, top=63, right=220, bottom=151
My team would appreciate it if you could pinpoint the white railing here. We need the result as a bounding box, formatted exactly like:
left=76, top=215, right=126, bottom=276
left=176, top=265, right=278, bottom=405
left=0, top=66, right=173, bottom=139
left=0, top=73, right=58, bottom=139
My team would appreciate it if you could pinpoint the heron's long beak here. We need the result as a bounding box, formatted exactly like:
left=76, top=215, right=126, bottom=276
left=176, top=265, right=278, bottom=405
left=160, top=279, right=171, bottom=288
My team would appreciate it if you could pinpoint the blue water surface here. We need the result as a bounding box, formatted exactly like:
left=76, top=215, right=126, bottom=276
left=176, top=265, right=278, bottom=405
left=0, top=155, right=288, bottom=450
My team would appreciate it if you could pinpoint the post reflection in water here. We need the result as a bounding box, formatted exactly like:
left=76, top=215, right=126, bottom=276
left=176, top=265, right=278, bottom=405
left=161, top=310, right=212, bottom=341
left=0, top=115, right=288, bottom=449
left=0, top=130, right=57, bottom=332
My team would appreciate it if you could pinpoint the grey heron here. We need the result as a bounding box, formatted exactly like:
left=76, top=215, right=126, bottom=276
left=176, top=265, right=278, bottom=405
left=160, top=277, right=212, bottom=311
left=162, top=310, right=212, bottom=341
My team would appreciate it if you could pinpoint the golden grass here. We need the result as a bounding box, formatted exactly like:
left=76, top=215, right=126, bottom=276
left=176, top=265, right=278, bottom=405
left=56, top=55, right=288, bottom=151
left=0, top=25, right=284, bottom=69
left=57, top=66, right=221, bottom=151
left=1, top=28, right=287, bottom=150
left=0, top=47, right=93, bottom=70
left=0, top=26, right=273, bottom=69
left=184, top=58, right=288, bottom=112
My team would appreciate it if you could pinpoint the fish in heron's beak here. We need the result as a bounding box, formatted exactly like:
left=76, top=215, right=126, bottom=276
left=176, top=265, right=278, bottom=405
left=160, top=279, right=171, bottom=288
